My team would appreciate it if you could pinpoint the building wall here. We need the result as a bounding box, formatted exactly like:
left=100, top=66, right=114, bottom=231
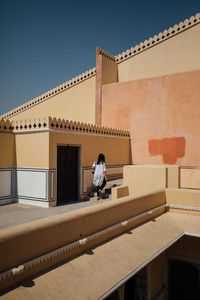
left=15, top=132, right=49, bottom=168
left=95, top=48, right=118, bottom=124
left=3, top=75, right=96, bottom=125
left=102, top=70, right=200, bottom=166
left=0, top=131, right=15, bottom=205
left=49, top=130, right=131, bottom=169
left=0, top=120, right=130, bottom=207
left=49, top=130, right=131, bottom=198
left=148, top=253, right=165, bottom=300
left=117, top=23, right=200, bottom=82
left=0, top=132, right=15, bottom=168
left=180, top=167, right=200, bottom=189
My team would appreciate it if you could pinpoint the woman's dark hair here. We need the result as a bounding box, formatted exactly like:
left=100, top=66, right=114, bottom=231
left=97, top=153, right=105, bottom=164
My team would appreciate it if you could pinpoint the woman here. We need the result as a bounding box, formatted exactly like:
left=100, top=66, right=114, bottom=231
left=92, top=153, right=107, bottom=199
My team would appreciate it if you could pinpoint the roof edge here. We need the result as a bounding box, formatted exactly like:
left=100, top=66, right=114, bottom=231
left=1, top=67, right=96, bottom=120
left=115, top=12, right=200, bottom=63
left=0, top=117, right=130, bottom=137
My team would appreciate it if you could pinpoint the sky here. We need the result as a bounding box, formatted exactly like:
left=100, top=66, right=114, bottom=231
left=0, top=0, right=199, bottom=115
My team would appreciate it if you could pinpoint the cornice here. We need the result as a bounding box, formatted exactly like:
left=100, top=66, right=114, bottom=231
left=5, top=117, right=130, bottom=137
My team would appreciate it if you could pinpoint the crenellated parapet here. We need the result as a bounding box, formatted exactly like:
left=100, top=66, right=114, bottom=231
left=2, top=13, right=198, bottom=122
left=11, top=117, right=49, bottom=131
left=0, top=119, right=13, bottom=132
left=98, top=48, right=116, bottom=62
left=1, top=67, right=96, bottom=120
left=115, top=13, right=200, bottom=63
left=11, top=117, right=130, bottom=137
left=97, top=13, right=200, bottom=64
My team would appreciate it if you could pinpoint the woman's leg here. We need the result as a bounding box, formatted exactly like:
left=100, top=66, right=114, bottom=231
left=100, top=178, right=106, bottom=191
left=96, top=185, right=101, bottom=197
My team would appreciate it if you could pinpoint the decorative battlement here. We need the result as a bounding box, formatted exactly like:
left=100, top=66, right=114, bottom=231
left=1, top=67, right=96, bottom=120
left=8, top=117, right=130, bottom=137
left=0, top=119, right=13, bottom=132
left=115, top=13, right=200, bottom=63
left=98, top=47, right=116, bottom=61
left=1, top=13, right=199, bottom=121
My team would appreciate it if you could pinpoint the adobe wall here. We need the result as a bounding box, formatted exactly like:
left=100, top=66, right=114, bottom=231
left=2, top=69, right=96, bottom=125
left=0, top=131, right=15, bottom=206
left=123, top=165, right=167, bottom=195
left=148, top=253, right=165, bottom=300
left=0, top=133, right=15, bottom=168
left=121, top=165, right=179, bottom=197
left=102, top=69, right=200, bottom=166
left=95, top=48, right=118, bottom=124
left=117, top=19, right=200, bottom=82
left=49, top=131, right=130, bottom=169
left=180, top=167, right=200, bottom=189
left=1, top=117, right=130, bottom=207
left=15, top=132, right=49, bottom=168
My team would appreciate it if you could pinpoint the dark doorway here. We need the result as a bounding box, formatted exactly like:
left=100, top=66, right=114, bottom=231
left=124, top=276, right=136, bottom=300
left=168, top=260, right=200, bottom=300
left=57, top=145, right=80, bottom=205
left=105, top=267, right=147, bottom=300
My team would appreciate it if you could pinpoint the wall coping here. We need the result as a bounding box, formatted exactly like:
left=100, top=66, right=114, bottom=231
left=1, top=117, right=130, bottom=137
left=115, top=13, right=200, bottom=63
left=0, top=119, right=13, bottom=133
left=98, top=47, right=116, bottom=62
left=98, top=13, right=200, bottom=64
left=1, top=67, right=96, bottom=120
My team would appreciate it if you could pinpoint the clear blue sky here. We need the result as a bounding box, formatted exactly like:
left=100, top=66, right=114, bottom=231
left=0, top=0, right=199, bottom=115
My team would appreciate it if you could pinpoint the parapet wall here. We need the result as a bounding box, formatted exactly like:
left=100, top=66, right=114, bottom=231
left=118, top=165, right=200, bottom=199
left=1, top=68, right=96, bottom=124
left=11, top=116, right=130, bottom=137
left=166, top=188, right=200, bottom=215
left=97, top=13, right=200, bottom=84
left=0, top=120, right=15, bottom=168
left=115, top=13, right=200, bottom=64
left=96, top=13, right=200, bottom=125
left=0, top=189, right=166, bottom=291
left=117, top=19, right=200, bottom=82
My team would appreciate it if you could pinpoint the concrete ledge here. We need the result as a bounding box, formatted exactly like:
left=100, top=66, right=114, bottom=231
left=111, top=185, right=129, bottom=199
left=166, top=188, right=200, bottom=207
left=0, top=189, right=166, bottom=291
left=123, top=165, right=167, bottom=195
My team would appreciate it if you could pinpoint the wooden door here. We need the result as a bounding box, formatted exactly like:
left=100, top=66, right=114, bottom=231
left=57, top=146, right=80, bottom=205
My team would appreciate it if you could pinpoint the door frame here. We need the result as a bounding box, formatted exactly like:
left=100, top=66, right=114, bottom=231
left=56, top=144, right=81, bottom=205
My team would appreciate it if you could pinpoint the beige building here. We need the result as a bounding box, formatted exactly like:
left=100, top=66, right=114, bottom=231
left=0, top=117, right=130, bottom=207
left=0, top=12, right=200, bottom=207
left=0, top=12, right=200, bottom=300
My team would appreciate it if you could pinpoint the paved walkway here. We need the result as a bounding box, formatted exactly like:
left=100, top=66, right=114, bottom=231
left=0, top=179, right=122, bottom=230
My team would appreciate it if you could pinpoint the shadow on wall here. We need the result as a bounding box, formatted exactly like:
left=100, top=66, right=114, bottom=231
left=148, top=137, right=186, bottom=164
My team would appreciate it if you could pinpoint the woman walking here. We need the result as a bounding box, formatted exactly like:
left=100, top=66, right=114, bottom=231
left=92, top=153, right=107, bottom=199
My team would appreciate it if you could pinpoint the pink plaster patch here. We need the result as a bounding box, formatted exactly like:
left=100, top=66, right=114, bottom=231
left=148, top=137, right=186, bottom=164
